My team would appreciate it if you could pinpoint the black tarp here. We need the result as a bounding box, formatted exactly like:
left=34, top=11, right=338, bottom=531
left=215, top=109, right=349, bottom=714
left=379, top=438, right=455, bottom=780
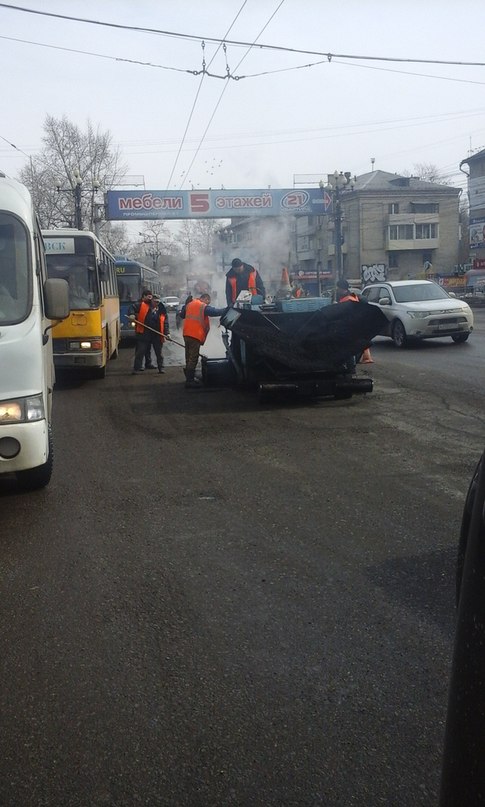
left=221, top=301, right=388, bottom=373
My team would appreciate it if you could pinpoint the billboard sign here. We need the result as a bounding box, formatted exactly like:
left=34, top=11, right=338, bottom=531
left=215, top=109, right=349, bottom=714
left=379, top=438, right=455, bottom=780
left=469, top=177, right=485, bottom=211
left=106, top=188, right=333, bottom=221
left=469, top=217, right=485, bottom=249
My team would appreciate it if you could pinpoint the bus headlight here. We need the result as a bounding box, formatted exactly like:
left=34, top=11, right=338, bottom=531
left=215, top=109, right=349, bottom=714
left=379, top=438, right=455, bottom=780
left=69, top=339, right=103, bottom=350
left=0, top=395, right=45, bottom=424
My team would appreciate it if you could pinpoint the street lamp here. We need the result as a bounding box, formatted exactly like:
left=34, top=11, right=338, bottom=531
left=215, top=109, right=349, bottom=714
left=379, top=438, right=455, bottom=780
left=72, top=168, right=83, bottom=229
left=323, top=171, right=355, bottom=296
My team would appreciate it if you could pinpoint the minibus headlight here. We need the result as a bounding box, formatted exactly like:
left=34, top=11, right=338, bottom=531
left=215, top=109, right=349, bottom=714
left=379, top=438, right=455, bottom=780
left=0, top=395, right=44, bottom=424
left=0, top=401, right=23, bottom=422
left=25, top=395, right=45, bottom=422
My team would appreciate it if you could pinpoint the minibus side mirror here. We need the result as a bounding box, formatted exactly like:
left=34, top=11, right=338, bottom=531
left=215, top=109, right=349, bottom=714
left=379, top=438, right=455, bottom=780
left=44, top=277, right=69, bottom=320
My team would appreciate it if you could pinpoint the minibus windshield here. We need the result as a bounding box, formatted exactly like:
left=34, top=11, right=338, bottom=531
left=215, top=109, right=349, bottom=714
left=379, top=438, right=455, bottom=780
left=0, top=215, right=31, bottom=325
left=46, top=255, right=100, bottom=310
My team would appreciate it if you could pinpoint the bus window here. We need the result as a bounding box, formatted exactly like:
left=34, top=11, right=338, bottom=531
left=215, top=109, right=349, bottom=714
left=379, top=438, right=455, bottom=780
left=0, top=218, right=31, bottom=323
left=47, top=255, right=99, bottom=310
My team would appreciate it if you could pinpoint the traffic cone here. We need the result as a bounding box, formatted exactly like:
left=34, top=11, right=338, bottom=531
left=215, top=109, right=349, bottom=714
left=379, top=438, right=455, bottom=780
left=280, top=266, right=291, bottom=292
left=359, top=347, right=374, bottom=364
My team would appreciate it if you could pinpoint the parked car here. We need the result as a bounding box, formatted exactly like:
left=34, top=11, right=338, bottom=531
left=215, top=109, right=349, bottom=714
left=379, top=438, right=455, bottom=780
left=361, top=280, right=474, bottom=347
left=162, top=296, right=180, bottom=313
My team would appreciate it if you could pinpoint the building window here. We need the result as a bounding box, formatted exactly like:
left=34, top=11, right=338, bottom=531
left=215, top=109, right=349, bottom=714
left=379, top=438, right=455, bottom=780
left=389, top=253, right=399, bottom=268
left=411, top=203, right=439, bottom=213
left=415, top=223, right=438, bottom=239
left=389, top=203, right=399, bottom=214
left=389, top=224, right=413, bottom=240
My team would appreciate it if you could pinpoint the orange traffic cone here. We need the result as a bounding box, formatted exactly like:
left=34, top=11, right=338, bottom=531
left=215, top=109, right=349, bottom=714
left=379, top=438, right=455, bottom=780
left=359, top=347, right=374, bottom=364
left=280, top=265, right=291, bottom=291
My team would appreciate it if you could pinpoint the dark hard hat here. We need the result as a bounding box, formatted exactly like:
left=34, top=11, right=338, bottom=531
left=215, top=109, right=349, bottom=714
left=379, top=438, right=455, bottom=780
left=231, top=258, right=243, bottom=269
left=337, top=278, right=349, bottom=290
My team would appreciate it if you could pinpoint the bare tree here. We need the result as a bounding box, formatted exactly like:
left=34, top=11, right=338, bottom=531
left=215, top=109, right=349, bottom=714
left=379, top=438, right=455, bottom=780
left=101, top=224, right=134, bottom=258
left=401, top=163, right=449, bottom=184
left=135, top=222, right=180, bottom=271
left=18, top=115, right=127, bottom=232
left=175, top=219, right=220, bottom=261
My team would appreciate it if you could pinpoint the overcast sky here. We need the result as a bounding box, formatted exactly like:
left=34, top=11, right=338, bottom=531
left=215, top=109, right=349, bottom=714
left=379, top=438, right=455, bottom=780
left=1, top=0, right=484, bottom=198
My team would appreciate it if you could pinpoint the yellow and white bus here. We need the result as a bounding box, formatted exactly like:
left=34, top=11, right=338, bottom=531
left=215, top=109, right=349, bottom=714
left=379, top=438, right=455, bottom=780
left=42, top=229, right=120, bottom=378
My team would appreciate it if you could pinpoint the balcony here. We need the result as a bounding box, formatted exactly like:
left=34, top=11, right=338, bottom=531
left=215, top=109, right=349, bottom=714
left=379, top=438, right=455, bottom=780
left=387, top=237, right=439, bottom=251
left=387, top=214, right=439, bottom=251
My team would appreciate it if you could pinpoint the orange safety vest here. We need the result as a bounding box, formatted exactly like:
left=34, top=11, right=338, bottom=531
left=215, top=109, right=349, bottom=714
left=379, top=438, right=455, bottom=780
left=228, top=269, right=258, bottom=303
left=135, top=301, right=150, bottom=334
left=157, top=312, right=166, bottom=341
left=135, top=302, right=166, bottom=339
left=183, top=299, right=210, bottom=344
left=339, top=293, right=359, bottom=303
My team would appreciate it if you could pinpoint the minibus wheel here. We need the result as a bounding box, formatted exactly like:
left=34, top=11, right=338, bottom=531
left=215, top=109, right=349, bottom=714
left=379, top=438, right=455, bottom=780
left=16, top=426, right=54, bottom=491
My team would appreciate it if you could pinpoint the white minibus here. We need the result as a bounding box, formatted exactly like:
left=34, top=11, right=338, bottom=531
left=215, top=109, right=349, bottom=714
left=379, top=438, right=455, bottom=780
left=0, top=173, right=69, bottom=490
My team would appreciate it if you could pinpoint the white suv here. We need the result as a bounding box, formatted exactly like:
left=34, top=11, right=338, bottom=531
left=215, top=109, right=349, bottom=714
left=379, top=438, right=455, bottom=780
left=361, top=280, right=474, bottom=347
left=162, top=296, right=180, bottom=312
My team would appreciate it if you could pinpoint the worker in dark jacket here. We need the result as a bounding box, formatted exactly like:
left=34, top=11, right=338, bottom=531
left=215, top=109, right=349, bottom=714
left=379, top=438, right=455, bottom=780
left=336, top=278, right=360, bottom=303
left=225, top=258, right=265, bottom=306
left=144, top=293, right=170, bottom=372
left=180, top=293, right=227, bottom=388
left=128, top=289, right=169, bottom=375
left=336, top=279, right=373, bottom=364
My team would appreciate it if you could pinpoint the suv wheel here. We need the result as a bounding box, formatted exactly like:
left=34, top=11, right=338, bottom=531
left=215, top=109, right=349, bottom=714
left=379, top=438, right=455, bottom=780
left=392, top=319, right=407, bottom=348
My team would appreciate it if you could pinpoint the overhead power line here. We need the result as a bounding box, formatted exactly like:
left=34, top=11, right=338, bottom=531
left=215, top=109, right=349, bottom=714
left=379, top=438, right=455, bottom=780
left=177, top=0, right=286, bottom=190
left=1, top=3, right=485, bottom=68
left=165, top=0, right=249, bottom=191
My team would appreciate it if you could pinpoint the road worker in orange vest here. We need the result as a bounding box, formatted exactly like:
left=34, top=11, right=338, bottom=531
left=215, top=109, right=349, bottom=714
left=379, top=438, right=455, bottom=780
left=180, top=293, right=228, bottom=388
left=225, top=258, right=265, bottom=306
left=336, top=278, right=374, bottom=364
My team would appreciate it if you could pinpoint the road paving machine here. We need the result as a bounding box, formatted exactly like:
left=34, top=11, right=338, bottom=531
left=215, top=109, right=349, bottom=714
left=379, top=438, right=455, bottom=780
left=201, top=294, right=387, bottom=403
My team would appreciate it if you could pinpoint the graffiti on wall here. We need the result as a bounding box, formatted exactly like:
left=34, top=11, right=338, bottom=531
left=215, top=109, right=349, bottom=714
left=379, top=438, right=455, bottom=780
left=361, top=263, right=386, bottom=284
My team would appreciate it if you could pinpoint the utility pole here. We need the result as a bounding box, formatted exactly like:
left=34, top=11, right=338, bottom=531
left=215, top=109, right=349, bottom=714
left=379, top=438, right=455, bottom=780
left=324, top=171, right=355, bottom=299
left=57, top=169, right=101, bottom=232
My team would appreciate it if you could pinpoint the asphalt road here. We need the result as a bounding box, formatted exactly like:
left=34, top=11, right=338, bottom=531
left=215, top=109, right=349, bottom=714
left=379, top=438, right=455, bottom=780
left=1, top=310, right=485, bottom=806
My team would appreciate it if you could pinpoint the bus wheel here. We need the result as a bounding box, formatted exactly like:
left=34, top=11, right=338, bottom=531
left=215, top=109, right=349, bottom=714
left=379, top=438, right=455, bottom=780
left=91, top=365, right=106, bottom=379
left=16, top=426, right=54, bottom=491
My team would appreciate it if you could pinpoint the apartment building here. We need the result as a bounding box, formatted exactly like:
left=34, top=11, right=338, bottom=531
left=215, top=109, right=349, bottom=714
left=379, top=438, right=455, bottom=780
left=298, top=170, right=461, bottom=287
left=215, top=171, right=460, bottom=294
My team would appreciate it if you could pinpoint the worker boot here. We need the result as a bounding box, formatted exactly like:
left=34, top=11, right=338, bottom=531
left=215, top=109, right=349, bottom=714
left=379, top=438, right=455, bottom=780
left=185, top=369, right=201, bottom=389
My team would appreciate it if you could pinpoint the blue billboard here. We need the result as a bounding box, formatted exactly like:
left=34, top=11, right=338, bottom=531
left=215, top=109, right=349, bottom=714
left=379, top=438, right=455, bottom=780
left=106, top=187, right=333, bottom=221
